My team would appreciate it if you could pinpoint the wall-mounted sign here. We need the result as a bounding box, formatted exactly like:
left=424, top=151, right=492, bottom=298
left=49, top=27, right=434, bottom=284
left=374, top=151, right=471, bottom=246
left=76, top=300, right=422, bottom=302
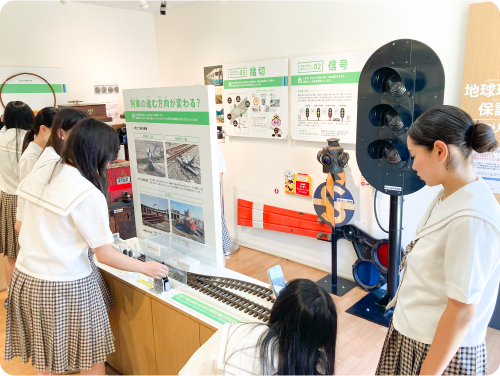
left=285, top=170, right=312, bottom=198
left=290, top=51, right=373, bottom=143
left=223, top=58, right=288, bottom=139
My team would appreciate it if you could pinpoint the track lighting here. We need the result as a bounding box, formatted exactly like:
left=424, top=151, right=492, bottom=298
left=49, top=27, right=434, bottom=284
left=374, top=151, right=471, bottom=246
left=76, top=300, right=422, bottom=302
left=138, top=0, right=149, bottom=10
left=160, top=1, right=166, bottom=15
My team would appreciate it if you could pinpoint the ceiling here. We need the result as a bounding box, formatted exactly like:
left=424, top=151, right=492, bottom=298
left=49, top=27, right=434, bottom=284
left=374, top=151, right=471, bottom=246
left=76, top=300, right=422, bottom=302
left=75, top=1, right=198, bottom=14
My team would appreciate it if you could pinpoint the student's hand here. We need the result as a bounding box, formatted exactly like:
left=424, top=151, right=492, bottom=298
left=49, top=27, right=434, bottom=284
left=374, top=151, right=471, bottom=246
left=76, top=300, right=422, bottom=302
left=14, top=220, right=22, bottom=233
left=141, top=261, right=169, bottom=279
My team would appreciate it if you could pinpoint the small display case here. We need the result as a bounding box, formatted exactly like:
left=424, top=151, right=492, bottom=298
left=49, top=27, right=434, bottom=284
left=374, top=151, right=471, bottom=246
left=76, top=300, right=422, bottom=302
left=144, top=233, right=216, bottom=277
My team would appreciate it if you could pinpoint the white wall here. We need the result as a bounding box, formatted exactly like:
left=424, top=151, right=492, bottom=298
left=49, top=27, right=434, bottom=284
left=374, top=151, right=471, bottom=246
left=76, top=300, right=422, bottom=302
left=153, top=0, right=480, bottom=277
left=0, top=1, right=160, bottom=112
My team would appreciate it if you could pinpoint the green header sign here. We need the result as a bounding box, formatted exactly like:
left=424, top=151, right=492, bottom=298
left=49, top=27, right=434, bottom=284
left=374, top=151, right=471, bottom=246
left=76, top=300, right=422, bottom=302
left=172, top=293, right=241, bottom=324
left=1, top=84, right=66, bottom=94
left=291, top=72, right=361, bottom=86
left=224, top=76, right=287, bottom=89
left=125, top=111, right=210, bottom=125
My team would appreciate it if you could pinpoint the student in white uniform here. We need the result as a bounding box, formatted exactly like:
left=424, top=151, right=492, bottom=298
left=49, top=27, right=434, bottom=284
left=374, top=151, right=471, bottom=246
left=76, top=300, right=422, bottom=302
left=376, top=105, right=500, bottom=375
left=18, top=107, right=58, bottom=180
left=180, top=279, right=338, bottom=375
left=16, top=107, right=117, bottom=314
left=0, top=101, right=34, bottom=301
left=8, top=118, right=169, bottom=375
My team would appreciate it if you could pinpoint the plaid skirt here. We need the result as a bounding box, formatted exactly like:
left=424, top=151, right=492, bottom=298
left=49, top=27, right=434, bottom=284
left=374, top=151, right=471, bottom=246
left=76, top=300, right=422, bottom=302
left=88, top=249, right=114, bottom=313
left=0, top=191, right=20, bottom=258
left=376, top=322, right=488, bottom=375
left=5, top=268, right=115, bottom=373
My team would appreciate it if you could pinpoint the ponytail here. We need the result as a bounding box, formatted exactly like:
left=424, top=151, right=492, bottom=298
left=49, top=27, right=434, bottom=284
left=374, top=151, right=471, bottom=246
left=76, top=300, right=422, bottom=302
left=21, top=129, right=35, bottom=153
left=469, top=122, right=499, bottom=153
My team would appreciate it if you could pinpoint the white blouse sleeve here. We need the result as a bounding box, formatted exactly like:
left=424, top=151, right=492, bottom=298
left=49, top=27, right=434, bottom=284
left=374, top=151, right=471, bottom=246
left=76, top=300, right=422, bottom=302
left=179, top=327, right=222, bottom=375
left=18, top=156, right=37, bottom=183
left=16, top=196, right=25, bottom=222
left=444, top=217, right=500, bottom=304
left=70, top=190, right=114, bottom=249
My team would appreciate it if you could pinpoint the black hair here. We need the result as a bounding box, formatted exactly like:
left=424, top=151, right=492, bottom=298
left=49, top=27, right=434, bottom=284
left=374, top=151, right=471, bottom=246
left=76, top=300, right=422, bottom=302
left=46, top=107, right=89, bottom=155
left=22, top=107, right=58, bottom=153
left=3, top=101, right=35, bottom=160
left=61, top=118, right=119, bottom=194
left=226, top=279, right=338, bottom=375
left=408, top=105, right=499, bottom=170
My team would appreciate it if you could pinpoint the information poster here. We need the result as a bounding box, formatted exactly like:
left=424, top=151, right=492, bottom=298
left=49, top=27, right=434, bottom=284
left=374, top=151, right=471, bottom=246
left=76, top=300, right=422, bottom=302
left=0, top=67, right=67, bottom=115
left=290, top=51, right=373, bottom=143
left=223, top=58, right=288, bottom=139
left=123, top=85, right=223, bottom=268
left=460, top=2, right=500, bottom=200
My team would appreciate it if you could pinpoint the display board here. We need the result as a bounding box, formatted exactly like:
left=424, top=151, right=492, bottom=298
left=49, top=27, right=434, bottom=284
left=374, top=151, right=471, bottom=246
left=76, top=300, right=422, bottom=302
left=123, top=85, right=223, bottom=268
left=223, top=58, right=288, bottom=139
left=461, top=2, right=500, bottom=200
left=0, top=67, right=67, bottom=115
left=290, top=51, right=373, bottom=143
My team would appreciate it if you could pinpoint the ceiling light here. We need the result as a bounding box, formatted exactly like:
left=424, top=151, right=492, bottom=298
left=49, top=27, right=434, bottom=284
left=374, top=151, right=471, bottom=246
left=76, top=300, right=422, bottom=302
left=138, top=0, right=149, bottom=10
left=60, top=0, right=70, bottom=3
left=160, top=1, right=166, bottom=15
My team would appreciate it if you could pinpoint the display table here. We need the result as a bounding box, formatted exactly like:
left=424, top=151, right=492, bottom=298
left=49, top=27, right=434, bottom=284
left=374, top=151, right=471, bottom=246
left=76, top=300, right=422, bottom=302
left=96, top=259, right=268, bottom=375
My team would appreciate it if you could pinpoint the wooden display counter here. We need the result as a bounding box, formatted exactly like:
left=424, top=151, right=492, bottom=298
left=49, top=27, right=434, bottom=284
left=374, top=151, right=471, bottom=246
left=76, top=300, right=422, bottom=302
left=100, top=269, right=216, bottom=375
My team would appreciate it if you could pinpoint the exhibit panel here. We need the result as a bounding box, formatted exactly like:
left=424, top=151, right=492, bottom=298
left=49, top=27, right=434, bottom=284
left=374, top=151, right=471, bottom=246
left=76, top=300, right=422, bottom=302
left=123, top=85, right=224, bottom=268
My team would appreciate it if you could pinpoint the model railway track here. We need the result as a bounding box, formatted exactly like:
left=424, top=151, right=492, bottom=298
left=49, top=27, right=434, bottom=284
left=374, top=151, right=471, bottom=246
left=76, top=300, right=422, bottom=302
left=136, top=256, right=274, bottom=322
left=166, top=144, right=196, bottom=162
left=187, top=273, right=273, bottom=322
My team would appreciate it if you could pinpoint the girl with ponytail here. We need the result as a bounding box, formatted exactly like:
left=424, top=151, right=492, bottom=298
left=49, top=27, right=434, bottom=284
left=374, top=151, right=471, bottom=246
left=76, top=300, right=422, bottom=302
left=377, top=105, right=500, bottom=375
left=19, top=107, right=57, bottom=180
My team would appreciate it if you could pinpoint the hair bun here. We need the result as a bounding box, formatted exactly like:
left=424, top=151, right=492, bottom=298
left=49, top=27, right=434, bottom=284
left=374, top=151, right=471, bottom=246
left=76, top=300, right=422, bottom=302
left=470, top=122, right=499, bottom=153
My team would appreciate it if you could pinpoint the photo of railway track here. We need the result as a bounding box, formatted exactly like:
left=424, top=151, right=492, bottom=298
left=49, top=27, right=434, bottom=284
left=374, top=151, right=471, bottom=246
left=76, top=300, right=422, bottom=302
left=134, top=140, right=166, bottom=177
left=170, top=200, right=205, bottom=244
left=164, top=142, right=202, bottom=185
left=140, top=193, right=171, bottom=233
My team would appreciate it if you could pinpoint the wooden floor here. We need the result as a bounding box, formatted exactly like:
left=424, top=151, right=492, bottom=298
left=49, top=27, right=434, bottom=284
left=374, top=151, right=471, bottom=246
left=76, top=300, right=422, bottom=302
left=226, top=246, right=500, bottom=375
left=1, top=247, right=499, bottom=375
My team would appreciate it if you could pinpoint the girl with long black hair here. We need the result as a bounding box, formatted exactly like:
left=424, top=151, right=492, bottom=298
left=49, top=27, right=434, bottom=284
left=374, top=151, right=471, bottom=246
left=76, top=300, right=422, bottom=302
left=0, top=101, right=34, bottom=298
left=8, top=118, right=169, bottom=375
left=19, top=107, right=57, bottom=175
left=376, top=105, right=500, bottom=375
left=180, top=278, right=338, bottom=375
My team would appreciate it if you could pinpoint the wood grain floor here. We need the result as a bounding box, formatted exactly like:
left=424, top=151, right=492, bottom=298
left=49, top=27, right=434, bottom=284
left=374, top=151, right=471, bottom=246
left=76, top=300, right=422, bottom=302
left=226, top=246, right=500, bottom=375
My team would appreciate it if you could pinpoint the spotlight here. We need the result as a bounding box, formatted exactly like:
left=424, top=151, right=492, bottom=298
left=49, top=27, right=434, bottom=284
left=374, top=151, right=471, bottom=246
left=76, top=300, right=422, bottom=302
left=160, top=1, right=166, bottom=15
left=138, top=0, right=149, bottom=10
left=60, top=0, right=70, bottom=3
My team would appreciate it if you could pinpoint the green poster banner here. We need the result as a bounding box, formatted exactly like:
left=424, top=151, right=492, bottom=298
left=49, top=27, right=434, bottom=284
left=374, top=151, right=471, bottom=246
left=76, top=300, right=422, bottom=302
left=172, top=293, right=242, bottom=324
left=224, top=76, right=287, bottom=89
left=1, top=84, right=67, bottom=94
left=291, top=72, right=361, bottom=86
left=125, top=111, right=210, bottom=124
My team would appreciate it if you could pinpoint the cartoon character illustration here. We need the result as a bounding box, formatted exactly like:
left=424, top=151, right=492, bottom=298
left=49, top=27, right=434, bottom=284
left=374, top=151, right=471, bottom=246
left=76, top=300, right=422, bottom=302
left=284, top=170, right=295, bottom=193
left=271, top=115, right=282, bottom=137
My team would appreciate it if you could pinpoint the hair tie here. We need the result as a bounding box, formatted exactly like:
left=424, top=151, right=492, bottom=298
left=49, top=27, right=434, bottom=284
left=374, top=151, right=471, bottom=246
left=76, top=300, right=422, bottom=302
left=465, top=123, right=476, bottom=145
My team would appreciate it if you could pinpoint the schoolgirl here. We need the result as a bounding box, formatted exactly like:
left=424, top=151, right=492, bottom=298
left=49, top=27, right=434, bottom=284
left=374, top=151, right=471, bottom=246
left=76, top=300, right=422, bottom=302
left=18, top=107, right=58, bottom=181
left=376, top=105, right=500, bottom=375
left=0, top=101, right=34, bottom=298
left=7, top=118, right=169, bottom=375
left=16, top=107, right=115, bottom=313
left=180, top=279, right=338, bottom=375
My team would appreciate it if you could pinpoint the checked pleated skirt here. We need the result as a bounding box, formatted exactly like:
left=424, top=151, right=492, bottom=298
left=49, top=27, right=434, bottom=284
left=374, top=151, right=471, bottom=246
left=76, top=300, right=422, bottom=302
left=376, top=321, right=487, bottom=375
left=88, top=249, right=113, bottom=313
left=5, top=268, right=116, bottom=373
left=0, top=191, right=20, bottom=258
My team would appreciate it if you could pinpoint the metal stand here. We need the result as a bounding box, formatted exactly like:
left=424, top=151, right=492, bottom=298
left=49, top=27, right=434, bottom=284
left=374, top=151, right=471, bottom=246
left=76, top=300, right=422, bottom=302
left=224, top=243, right=240, bottom=256
left=346, top=195, right=403, bottom=327
left=316, top=174, right=357, bottom=297
left=316, top=226, right=358, bottom=296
